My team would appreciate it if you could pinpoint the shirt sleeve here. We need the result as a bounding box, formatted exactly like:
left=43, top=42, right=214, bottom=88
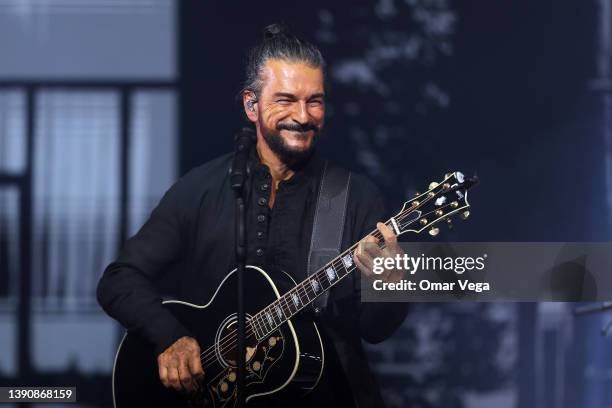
left=350, top=174, right=411, bottom=344
left=96, top=177, right=192, bottom=356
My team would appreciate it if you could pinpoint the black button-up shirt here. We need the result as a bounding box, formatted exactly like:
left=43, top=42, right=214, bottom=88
left=247, top=149, right=322, bottom=281
left=97, top=148, right=407, bottom=406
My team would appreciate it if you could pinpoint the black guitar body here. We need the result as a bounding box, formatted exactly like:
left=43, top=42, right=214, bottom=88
left=112, top=266, right=324, bottom=407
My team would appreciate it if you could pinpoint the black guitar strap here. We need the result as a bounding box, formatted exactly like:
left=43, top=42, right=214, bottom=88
left=307, top=160, right=351, bottom=315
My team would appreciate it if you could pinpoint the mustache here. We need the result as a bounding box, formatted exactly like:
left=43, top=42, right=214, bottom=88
left=276, top=122, right=319, bottom=133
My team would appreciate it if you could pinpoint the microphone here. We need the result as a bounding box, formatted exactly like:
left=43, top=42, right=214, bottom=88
left=230, top=127, right=256, bottom=192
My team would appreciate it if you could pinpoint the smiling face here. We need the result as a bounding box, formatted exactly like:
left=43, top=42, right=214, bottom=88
left=244, top=59, right=325, bottom=168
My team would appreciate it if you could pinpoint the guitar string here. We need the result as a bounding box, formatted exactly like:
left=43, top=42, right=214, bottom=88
left=197, top=195, right=458, bottom=368
left=197, top=188, right=462, bottom=367
left=196, top=245, right=365, bottom=364
left=198, top=205, right=443, bottom=369
left=198, top=241, right=375, bottom=368
left=198, top=253, right=365, bottom=369
left=196, top=221, right=395, bottom=368
left=198, top=253, right=359, bottom=367
left=197, top=191, right=458, bottom=367
left=198, top=228, right=394, bottom=367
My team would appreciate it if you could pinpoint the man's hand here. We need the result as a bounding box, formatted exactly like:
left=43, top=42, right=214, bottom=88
left=354, top=222, right=406, bottom=283
left=158, top=336, right=204, bottom=393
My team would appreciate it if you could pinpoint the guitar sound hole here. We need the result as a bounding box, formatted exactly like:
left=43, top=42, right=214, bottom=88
left=215, top=314, right=258, bottom=368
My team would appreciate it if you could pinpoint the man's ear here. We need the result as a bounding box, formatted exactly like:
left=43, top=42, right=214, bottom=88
left=242, top=91, right=258, bottom=122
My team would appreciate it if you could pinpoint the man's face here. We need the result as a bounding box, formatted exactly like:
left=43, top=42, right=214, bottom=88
left=251, top=59, right=325, bottom=168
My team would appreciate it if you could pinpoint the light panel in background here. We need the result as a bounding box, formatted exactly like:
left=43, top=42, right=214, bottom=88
left=0, top=0, right=176, bottom=79
left=29, top=87, right=178, bottom=373
left=0, top=89, right=26, bottom=174
left=0, top=187, right=19, bottom=376
left=32, top=90, right=120, bottom=312
left=0, top=187, right=20, bottom=302
left=129, top=90, right=177, bottom=236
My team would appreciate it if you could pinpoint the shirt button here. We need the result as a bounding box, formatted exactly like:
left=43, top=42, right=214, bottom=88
left=257, top=214, right=266, bottom=223
left=260, top=183, right=269, bottom=191
left=257, top=231, right=265, bottom=239
left=256, top=248, right=265, bottom=257
left=258, top=197, right=267, bottom=206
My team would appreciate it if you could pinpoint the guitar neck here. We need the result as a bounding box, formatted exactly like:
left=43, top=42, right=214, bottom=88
left=250, top=219, right=393, bottom=340
left=249, top=171, right=477, bottom=340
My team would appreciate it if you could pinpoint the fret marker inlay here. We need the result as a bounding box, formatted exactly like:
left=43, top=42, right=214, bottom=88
left=310, top=279, right=320, bottom=292
left=342, top=254, right=353, bottom=268
left=326, top=267, right=336, bottom=281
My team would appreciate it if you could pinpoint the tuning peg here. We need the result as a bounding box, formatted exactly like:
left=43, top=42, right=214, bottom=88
left=414, top=191, right=420, bottom=197
left=446, top=218, right=453, bottom=229
left=460, top=210, right=470, bottom=220
left=420, top=218, right=428, bottom=226
left=428, top=182, right=439, bottom=190
left=450, top=201, right=459, bottom=208
left=428, top=227, right=440, bottom=236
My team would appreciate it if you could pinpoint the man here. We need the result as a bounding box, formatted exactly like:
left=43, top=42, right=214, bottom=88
left=97, top=23, right=408, bottom=407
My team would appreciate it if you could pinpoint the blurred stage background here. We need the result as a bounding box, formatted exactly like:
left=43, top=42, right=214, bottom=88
left=0, top=0, right=609, bottom=407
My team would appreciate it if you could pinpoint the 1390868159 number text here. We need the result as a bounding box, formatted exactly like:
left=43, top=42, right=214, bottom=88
left=0, top=387, right=76, bottom=403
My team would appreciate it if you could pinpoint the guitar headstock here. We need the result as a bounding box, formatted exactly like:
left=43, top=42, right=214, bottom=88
left=392, top=171, right=478, bottom=237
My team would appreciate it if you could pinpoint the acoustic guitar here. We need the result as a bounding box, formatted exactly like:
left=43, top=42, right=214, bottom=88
left=112, top=171, right=477, bottom=407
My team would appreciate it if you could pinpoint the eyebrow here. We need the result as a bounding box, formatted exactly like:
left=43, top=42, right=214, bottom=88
left=273, top=92, right=325, bottom=99
left=309, top=93, right=326, bottom=99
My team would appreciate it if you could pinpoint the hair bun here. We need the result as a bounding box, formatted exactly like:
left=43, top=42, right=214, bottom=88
left=263, top=23, right=288, bottom=40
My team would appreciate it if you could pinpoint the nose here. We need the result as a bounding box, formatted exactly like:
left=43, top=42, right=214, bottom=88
left=293, top=101, right=309, bottom=126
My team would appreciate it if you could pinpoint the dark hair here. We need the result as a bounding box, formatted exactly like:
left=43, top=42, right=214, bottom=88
left=242, top=23, right=326, bottom=96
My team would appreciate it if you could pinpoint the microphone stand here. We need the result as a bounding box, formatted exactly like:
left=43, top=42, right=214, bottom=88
left=230, top=127, right=254, bottom=408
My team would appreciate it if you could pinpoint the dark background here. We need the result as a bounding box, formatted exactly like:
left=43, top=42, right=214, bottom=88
left=0, top=1, right=610, bottom=407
